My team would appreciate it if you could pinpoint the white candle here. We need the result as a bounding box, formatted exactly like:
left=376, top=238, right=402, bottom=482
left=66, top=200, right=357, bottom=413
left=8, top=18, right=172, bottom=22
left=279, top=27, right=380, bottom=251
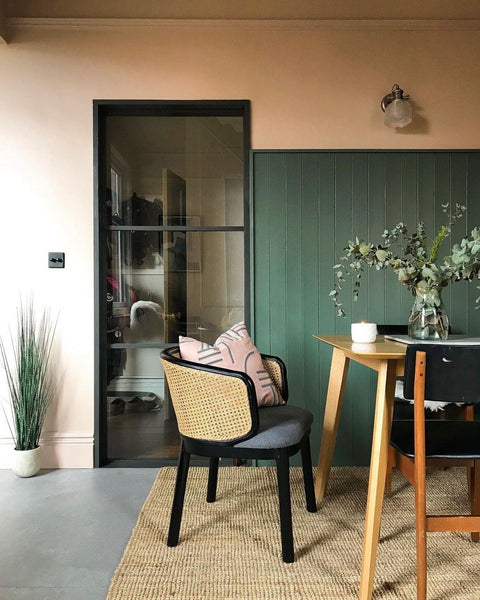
left=351, top=322, right=377, bottom=343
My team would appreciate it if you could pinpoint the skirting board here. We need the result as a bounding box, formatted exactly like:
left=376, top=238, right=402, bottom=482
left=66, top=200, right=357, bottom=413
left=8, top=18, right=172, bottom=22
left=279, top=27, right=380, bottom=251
left=0, top=433, right=94, bottom=469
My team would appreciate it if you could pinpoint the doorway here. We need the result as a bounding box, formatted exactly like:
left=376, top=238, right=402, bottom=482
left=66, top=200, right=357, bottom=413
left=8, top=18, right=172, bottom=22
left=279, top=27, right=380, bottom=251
left=94, top=101, right=250, bottom=466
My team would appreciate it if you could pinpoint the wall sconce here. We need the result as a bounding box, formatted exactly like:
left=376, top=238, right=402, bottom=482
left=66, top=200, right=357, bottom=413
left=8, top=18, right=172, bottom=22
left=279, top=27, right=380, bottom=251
left=381, top=84, right=412, bottom=128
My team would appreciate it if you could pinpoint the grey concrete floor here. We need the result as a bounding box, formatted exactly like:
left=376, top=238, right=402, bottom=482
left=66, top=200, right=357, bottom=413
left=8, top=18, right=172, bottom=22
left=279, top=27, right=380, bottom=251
left=0, top=468, right=159, bottom=600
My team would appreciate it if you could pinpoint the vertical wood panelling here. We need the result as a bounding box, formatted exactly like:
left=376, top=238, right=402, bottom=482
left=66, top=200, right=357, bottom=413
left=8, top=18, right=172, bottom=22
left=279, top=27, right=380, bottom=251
left=317, top=154, right=336, bottom=461
left=253, top=151, right=480, bottom=466
left=443, top=154, right=465, bottom=331
left=352, top=154, right=374, bottom=465
left=385, top=153, right=403, bottom=324
left=285, top=154, right=303, bottom=408
left=253, top=153, right=271, bottom=351
left=333, top=154, right=354, bottom=464
left=400, top=153, right=419, bottom=319
left=366, top=153, right=387, bottom=324
left=467, top=153, right=480, bottom=334
left=417, top=154, right=435, bottom=244
left=301, top=154, right=321, bottom=453
left=268, top=154, right=287, bottom=358
left=365, top=154, right=387, bottom=437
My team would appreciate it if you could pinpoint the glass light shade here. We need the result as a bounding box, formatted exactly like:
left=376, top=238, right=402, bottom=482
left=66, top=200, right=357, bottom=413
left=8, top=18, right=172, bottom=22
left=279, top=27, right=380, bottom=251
left=384, top=99, right=412, bottom=128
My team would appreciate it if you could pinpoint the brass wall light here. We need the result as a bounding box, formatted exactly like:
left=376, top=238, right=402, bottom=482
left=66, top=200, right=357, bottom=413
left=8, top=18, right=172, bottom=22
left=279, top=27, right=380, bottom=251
left=381, top=84, right=412, bottom=128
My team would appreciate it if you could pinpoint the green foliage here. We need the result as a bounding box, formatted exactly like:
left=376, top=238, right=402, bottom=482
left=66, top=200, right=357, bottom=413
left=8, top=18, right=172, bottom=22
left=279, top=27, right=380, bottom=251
left=330, top=203, right=480, bottom=317
left=0, top=300, right=57, bottom=450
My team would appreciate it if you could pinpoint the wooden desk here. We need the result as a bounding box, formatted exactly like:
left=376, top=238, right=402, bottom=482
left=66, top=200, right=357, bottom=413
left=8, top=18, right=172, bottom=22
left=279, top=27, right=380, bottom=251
left=313, top=334, right=407, bottom=600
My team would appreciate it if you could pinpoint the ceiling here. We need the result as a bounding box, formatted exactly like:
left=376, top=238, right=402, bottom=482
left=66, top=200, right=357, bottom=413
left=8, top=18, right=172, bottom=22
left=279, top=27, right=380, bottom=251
left=6, top=0, right=480, bottom=20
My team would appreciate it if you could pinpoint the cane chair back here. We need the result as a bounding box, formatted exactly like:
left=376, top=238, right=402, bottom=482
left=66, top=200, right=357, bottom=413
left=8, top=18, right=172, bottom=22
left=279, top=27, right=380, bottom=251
left=261, top=355, right=288, bottom=402
left=161, top=347, right=257, bottom=443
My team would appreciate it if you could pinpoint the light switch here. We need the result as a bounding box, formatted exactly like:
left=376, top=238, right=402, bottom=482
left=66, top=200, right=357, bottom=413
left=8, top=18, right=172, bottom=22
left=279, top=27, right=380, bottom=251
left=48, top=252, right=65, bottom=268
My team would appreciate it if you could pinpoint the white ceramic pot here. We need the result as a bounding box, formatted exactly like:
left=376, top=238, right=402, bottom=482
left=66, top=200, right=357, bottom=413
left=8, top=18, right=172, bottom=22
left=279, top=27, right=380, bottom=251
left=13, top=447, right=41, bottom=478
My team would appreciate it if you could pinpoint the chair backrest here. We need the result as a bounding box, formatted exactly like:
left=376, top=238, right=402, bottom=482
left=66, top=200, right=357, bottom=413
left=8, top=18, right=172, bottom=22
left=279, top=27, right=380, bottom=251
left=377, top=325, right=408, bottom=336
left=403, top=344, right=480, bottom=404
left=260, top=354, right=289, bottom=403
left=160, top=346, right=259, bottom=444
left=377, top=324, right=452, bottom=336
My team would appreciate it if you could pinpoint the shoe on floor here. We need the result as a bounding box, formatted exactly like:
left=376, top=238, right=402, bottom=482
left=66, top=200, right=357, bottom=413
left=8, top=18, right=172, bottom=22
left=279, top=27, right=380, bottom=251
left=141, top=392, right=163, bottom=411
left=107, top=398, right=125, bottom=415
left=124, top=396, right=154, bottom=413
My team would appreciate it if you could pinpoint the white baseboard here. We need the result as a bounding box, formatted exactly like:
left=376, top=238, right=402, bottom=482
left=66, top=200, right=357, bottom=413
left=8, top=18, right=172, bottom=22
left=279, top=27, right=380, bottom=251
left=0, top=432, right=94, bottom=469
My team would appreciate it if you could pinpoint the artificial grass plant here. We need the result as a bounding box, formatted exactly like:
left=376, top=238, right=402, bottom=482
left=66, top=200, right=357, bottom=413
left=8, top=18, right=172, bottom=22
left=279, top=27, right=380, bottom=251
left=0, top=299, right=57, bottom=451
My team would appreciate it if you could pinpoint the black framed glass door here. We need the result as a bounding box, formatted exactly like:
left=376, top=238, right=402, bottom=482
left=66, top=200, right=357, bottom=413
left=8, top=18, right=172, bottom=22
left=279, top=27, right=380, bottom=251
left=94, top=101, right=250, bottom=466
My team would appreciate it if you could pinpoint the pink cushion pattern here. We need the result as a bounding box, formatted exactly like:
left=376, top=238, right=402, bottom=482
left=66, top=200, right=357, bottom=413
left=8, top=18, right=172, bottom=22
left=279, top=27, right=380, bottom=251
left=179, top=322, right=284, bottom=407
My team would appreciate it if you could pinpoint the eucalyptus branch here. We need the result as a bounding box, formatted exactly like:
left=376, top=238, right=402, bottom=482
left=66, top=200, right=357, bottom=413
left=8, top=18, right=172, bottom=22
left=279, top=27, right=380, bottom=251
left=330, top=204, right=479, bottom=316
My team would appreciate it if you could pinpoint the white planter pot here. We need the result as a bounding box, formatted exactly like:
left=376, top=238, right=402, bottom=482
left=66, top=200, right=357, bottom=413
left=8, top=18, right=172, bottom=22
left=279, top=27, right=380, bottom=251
left=13, top=447, right=41, bottom=478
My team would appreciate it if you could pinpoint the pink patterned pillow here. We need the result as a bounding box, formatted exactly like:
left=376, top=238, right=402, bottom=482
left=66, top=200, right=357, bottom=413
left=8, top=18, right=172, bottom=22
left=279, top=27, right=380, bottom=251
left=179, top=322, right=284, bottom=407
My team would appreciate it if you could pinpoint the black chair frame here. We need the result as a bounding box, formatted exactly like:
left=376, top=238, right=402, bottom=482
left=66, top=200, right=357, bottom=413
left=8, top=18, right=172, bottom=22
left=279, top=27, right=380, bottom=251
left=161, top=346, right=317, bottom=563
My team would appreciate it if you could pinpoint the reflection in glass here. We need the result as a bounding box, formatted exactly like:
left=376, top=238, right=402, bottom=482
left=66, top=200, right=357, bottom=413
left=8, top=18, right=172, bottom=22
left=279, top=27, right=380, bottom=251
left=103, top=111, right=246, bottom=464
left=107, top=349, right=180, bottom=460
left=106, top=116, right=244, bottom=227
left=107, top=231, right=244, bottom=345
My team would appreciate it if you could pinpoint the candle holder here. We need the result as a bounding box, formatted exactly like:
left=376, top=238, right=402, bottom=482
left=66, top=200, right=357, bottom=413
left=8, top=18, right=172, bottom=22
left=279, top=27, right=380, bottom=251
left=351, top=322, right=377, bottom=344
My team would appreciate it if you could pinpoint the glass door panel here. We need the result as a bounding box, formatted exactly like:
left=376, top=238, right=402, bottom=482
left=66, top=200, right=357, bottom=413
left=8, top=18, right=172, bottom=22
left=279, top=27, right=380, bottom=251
left=107, top=349, right=179, bottom=460
left=106, top=116, right=244, bottom=227
left=98, top=103, right=249, bottom=465
left=107, top=230, right=244, bottom=346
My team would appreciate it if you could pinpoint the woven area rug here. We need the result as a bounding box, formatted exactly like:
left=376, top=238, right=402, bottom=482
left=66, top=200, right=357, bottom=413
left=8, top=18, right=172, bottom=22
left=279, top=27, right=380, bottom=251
left=107, top=467, right=478, bottom=600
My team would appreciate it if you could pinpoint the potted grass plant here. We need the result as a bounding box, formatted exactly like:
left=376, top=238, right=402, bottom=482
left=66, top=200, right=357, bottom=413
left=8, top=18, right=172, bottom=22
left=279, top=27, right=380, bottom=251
left=0, top=299, right=57, bottom=477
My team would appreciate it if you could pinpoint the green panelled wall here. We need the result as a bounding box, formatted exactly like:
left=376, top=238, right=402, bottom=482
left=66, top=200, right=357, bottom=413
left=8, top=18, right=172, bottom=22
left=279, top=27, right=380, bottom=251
left=252, top=151, right=480, bottom=466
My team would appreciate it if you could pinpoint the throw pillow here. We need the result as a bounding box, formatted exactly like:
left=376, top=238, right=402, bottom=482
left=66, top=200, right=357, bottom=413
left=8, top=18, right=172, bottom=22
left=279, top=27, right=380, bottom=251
left=179, top=322, right=284, bottom=407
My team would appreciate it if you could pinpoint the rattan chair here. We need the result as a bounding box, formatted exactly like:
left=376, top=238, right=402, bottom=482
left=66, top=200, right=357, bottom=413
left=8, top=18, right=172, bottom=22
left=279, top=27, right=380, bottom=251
left=388, top=345, right=480, bottom=600
left=160, top=346, right=317, bottom=563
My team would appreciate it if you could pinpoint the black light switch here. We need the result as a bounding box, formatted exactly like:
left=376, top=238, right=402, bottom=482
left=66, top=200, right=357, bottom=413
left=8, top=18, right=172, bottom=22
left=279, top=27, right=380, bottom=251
left=48, top=252, right=65, bottom=268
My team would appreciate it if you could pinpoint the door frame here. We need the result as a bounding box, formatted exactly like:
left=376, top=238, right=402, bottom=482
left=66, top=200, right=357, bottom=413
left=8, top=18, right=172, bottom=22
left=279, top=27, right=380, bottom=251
left=93, top=100, right=251, bottom=467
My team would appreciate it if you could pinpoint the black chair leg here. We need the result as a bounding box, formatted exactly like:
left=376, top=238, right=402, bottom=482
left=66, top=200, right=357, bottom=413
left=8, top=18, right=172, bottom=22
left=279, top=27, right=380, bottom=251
left=167, top=442, right=191, bottom=547
left=207, top=457, right=219, bottom=503
left=300, top=435, right=317, bottom=513
left=276, top=447, right=294, bottom=563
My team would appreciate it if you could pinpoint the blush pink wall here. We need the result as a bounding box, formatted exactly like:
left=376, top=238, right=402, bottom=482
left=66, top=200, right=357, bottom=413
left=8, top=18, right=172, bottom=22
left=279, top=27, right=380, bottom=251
left=0, top=23, right=479, bottom=467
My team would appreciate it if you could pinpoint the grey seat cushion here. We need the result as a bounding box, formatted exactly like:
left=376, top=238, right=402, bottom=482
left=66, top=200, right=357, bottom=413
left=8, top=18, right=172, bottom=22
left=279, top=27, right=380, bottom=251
left=234, top=405, right=313, bottom=449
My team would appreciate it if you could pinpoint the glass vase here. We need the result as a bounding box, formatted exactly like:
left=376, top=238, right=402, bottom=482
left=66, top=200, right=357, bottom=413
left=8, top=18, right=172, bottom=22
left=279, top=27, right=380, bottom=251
left=408, top=285, right=449, bottom=340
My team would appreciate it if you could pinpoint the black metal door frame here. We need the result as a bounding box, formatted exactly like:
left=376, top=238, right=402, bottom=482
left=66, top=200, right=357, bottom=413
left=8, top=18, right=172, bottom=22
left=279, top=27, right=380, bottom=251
left=93, top=100, right=251, bottom=467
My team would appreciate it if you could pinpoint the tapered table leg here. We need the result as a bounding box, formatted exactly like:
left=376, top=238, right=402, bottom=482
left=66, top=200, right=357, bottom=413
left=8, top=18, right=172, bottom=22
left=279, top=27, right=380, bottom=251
left=358, top=359, right=397, bottom=600
left=314, top=348, right=350, bottom=500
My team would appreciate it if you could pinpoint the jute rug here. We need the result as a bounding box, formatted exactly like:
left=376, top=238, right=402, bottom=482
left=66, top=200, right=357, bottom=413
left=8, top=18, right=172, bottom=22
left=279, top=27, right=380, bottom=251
left=107, top=467, right=479, bottom=600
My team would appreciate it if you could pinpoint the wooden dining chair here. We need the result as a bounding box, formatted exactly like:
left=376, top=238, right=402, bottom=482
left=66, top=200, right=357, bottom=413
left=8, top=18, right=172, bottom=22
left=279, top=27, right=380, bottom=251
left=160, top=346, right=317, bottom=563
left=377, top=325, right=475, bottom=495
left=388, top=345, right=480, bottom=600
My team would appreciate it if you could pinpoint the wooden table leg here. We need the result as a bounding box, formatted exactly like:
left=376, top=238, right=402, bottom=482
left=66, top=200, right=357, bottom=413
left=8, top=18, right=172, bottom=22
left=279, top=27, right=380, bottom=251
left=314, top=348, right=350, bottom=500
left=358, top=359, right=397, bottom=600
